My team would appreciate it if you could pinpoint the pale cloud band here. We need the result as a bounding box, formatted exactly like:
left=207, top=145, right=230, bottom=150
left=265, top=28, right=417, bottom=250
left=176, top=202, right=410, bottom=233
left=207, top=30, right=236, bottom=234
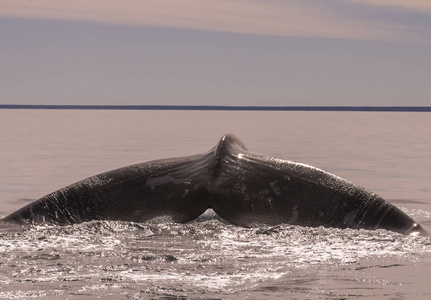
left=0, top=0, right=430, bottom=42
left=346, top=0, right=431, bottom=11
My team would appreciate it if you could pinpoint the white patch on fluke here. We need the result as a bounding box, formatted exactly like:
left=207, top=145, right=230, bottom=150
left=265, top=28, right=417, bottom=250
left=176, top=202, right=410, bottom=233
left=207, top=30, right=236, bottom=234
left=146, top=176, right=173, bottom=190
left=290, top=206, right=299, bottom=223
left=269, top=181, right=281, bottom=195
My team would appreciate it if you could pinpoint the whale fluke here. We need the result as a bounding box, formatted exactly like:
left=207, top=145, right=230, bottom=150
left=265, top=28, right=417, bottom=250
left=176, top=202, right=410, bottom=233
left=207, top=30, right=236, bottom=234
left=1, top=134, right=426, bottom=235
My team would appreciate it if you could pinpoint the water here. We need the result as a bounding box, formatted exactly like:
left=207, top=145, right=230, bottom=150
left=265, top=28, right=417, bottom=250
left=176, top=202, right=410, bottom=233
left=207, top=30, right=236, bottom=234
left=0, top=110, right=430, bottom=299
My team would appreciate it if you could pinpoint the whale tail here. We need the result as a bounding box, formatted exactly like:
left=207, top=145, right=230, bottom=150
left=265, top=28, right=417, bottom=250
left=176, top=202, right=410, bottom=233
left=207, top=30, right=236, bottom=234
left=1, top=133, right=425, bottom=235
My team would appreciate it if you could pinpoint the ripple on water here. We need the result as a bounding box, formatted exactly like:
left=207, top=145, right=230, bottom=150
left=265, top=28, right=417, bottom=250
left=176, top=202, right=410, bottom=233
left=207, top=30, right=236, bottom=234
left=0, top=208, right=430, bottom=299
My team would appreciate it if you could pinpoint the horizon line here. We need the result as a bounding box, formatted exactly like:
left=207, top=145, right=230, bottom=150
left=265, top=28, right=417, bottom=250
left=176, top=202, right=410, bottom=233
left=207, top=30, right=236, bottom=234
left=1, top=105, right=431, bottom=112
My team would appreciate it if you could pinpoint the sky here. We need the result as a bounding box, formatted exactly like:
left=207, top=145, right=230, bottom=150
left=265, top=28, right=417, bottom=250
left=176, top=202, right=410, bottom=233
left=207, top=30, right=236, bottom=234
left=0, top=0, right=430, bottom=106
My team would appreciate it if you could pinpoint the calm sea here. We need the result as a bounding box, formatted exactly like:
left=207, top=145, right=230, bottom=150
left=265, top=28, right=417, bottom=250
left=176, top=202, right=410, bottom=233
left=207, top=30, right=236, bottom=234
left=0, top=110, right=430, bottom=299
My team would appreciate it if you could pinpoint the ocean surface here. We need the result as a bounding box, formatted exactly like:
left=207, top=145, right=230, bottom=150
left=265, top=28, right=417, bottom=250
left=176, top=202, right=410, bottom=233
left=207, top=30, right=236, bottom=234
left=0, top=110, right=430, bottom=299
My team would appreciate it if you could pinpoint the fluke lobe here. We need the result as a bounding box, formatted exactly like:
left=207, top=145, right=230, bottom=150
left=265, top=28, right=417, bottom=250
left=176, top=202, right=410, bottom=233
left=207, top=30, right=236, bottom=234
left=1, top=134, right=426, bottom=235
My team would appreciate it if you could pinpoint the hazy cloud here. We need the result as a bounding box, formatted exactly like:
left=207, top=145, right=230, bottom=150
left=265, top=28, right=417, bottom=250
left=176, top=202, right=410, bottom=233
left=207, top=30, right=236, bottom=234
left=1, top=0, right=430, bottom=42
left=1, top=18, right=430, bottom=106
left=345, top=0, right=431, bottom=12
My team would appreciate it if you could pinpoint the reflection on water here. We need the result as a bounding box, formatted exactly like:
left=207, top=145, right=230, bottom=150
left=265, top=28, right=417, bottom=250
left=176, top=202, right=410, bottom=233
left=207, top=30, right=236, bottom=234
left=1, top=209, right=431, bottom=299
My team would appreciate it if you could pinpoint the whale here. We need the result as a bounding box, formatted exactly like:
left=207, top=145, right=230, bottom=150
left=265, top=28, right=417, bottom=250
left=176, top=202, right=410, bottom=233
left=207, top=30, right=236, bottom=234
left=0, top=134, right=426, bottom=235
